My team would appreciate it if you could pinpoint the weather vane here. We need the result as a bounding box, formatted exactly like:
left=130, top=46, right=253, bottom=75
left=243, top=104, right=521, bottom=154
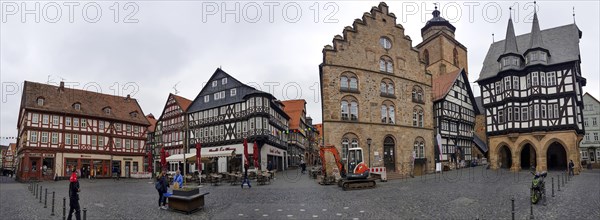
left=492, top=33, right=495, bottom=42
left=173, top=82, right=180, bottom=94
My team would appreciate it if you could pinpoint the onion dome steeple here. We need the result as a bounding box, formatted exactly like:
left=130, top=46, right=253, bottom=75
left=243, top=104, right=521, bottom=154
left=421, top=4, right=456, bottom=39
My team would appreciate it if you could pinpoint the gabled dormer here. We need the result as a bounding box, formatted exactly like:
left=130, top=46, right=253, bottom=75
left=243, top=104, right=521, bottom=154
left=497, top=16, right=524, bottom=71
left=524, top=8, right=550, bottom=66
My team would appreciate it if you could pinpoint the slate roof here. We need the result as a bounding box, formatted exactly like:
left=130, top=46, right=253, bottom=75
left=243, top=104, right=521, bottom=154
left=474, top=96, right=484, bottom=115
left=21, top=81, right=150, bottom=125
left=473, top=134, right=488, bottom=153
left=477, top=24, right=581, bottom=82
left=281, top=100, right=306, bottom=130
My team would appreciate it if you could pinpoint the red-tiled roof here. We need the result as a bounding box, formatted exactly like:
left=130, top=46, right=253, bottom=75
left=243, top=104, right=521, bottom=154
left=315, top=124, right=323, bottom=136
left=146, top=114, right=157, bottom=132
left=172, top=94, right=192, bottom=111
left=21, top=81, right=149, bottom=125
left=432, top=69, right=463, bottom=102
left=281, top=100, right=306, bottom=130
left=8, top=143, right=16, bottom=151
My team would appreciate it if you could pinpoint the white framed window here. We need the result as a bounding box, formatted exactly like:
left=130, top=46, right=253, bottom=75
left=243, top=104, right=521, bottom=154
left=133, top=140, right=139, bottom=150
left=540, top=72, right=546, bottom=86
left=534, top=105, right=539, bottom=119
left=52, top=116, right=59, bottom=125
left=541, top=105, right=546, bottom=118
left=593, top=117, right=598, bottom=126
left=513, top=76, right=520, bottom=90
left=65, top=134, right=70, bottom=145
left=515, top=107, right=520, bottom=121
left=341, top=101, right=349, bottom=120
left=42, top=115, right=49, bottom=124
left=548, top=105, right=554, bottom=118
left=499, top=110, right=504, bottom=123
left=99, top=121, right=105, bottom=130
left=30, top=132, right=38, bottom=142
left=547, top=72, right=556, bottom=86
left=51, top=133, right=58, bottom=144
left=73, top=118, right=79, bottom=127
left=81, top=119, right=86, bottom=128
left=380, top=37, right=392, bottom=49
left=595, top=133, right=599, bottom=141
left=204, top=95, right=209, bottom=103
left=341, top=76, right=349, bottom=89
left=98, top=136, right=104, bottom=147
left=91, top=136, right=97, bottom=147
left=212, top=81, right=217, bottom=87
left=32, top=113, right=39, bottom=123
left=508, top=107, right=513, bottom=121
left=41, top=132, right=48, bottom=143
left=495, top=82, right=502, bottom=94
left=230, top=88, right=236, bottom=96
left=37, top=98, right=44, bottom=106
left=125, top=140, right=131, bottom=150
left=505, top=77, right=511, bottom=90
left=350, top=77, right=358, bottom=90
left=553, top=104, right=559, bottom=118
left=73, top=134, right=79, bottom=145
left=115, top=139, right=121, bottom=148
left=341, top=139, right=349, bottom=160
left=222, top=78, right=227, bottom=85
left=381, top=105, right=388, bottom=123
left=350, top=101, right=358, bottom=121
left=389, top=105, right=395, bottom=124
left=532, top=72, right=539, bottom=86
left=220, top=91, right=225, bottom=99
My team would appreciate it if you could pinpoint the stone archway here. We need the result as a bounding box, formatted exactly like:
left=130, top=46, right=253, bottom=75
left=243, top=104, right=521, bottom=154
left=498, top=145, right=512, bottom=169
left=520, top=143, right=537, bottom=170
left=547, top=142, right=567, bottom=170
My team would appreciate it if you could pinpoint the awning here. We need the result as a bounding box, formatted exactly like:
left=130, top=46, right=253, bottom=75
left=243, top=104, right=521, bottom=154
left=166, top=154, right=195, bottom=163
left=473, top=135, right=488, bottom=153
left=187, top=150, right=236, bottom=162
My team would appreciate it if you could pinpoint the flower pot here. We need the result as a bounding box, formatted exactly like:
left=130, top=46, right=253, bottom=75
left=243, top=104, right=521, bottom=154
left=172, top=188, right=199, bottom=197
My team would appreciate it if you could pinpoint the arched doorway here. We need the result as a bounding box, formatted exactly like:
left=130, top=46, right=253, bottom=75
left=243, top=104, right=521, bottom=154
left=547, top=142, right=567, bottom=170
left=520, top=144, right=537, bottom=170
left=383, top=137, right=396, bottom=171
left=498, top=145, right=512, bottom=169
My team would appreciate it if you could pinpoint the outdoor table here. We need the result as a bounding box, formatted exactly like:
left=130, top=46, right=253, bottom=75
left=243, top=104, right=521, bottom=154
left=210, top=174, right=222, bottom=186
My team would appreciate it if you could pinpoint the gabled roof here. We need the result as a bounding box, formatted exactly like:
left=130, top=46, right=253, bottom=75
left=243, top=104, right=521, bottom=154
left=20, top=81, right=150, bottom=125
left=146, top=114, right=157, bottom=132
left=478, top=24, right=581, bottom=82
left=432, top=69, right=462, bottom=102
left=187, top=68, right=263, bottom=113
left=583, top=93, right=600, bottom=105
left=172, top=94, right=192, bottom=111
left=315, top=124, right=323, bottom=136
left=473, top=134, right=488, bottom=153
left=281, top=100, right=306, bottom=130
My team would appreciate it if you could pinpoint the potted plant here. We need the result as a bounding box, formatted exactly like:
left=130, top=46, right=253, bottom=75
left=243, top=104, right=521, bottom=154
left=172, top=186, right=199, bottom=197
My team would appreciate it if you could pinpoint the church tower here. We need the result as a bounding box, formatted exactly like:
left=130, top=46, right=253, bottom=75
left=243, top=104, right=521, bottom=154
left=416, top=5, right=468, bottom=78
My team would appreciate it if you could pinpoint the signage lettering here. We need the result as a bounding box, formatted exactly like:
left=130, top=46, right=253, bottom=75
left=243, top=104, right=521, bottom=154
left=208, top=147, right=236, bottom=152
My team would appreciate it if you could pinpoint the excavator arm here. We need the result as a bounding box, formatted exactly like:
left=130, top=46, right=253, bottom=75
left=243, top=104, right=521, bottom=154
left=319, top=145, right=346, bottom=179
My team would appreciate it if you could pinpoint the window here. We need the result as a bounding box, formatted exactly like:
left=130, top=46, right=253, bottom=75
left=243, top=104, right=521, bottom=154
left=341, top=76, right=349, bottom=89
left=341, top=101, right=349, bottom=120
left=230, top=88, right=236, bottom=97
left=116, top=124, right=122, bottom=132
left=42, top=115, right=49, bottom=124
left=541, top=105, right=546, bottom=118
left=532, top=72, right=539, bottom=86
left=503, top=57, right=509, bottom=67
left=423, top=50, right=430, bottom=65
left=414, top=139, right=425, bottom=158
left=91, top=136, right=97, bottom=147
left=540, top=52, right=547, bottom=62
left=51, top=133, right=58, bottom=144
left=380, top=37, right=392, bottom=49
left=508, top=108, right=513, bottom=121
left=99, top=121, right=105, bottom=131
left=547, top=72, right=556, bottom=86
left=389, top=105, right=395, bottom=124
left=585, top=133, right=590, bottom=141
left=81, top=119, right=87, bottom=128
left=212, top=81, right=217, bottom=87
left=99, top=137, right=105, bottom=147
left=350, top=101, right=358, bottom=121
left=73, top=103, right=81, bottom=110
left=204, top=95, right=209, bottom=103
left=453, top=48, right=459, bottom=66
left=115, top=139, right=121, bottom=148
left=52, top=116, right=59, bottom=125
left=418, top=110, right=424, bottom=127
left=595, top=133, right=599, bottom=141
left=30, top=132, right=38, bottom=143
left=527, top=75, right=531, bottom=88
left=42, top=132, right=48, bottom=144
left=594, top=118, right=598, bottom=126
left=214, top=92, right=220, bottom=100
left=125, top=140, right=131, bottom=150
left=341, top=139, right=349, bottom=160
left=349, top=77, right=358, bottom=90
left=412, top=86, right=424, bottom=103
left=553, top=104, right=559, bottom=118
left=380, top=83, right=386, bottom=94
left=495, top=82, right=503, bottom=94
left=499, top=110, right=504, bottom=123
left=37, top=97, right=44, bottom=106
left=505, top=77, right=511, bottom=90
left=379, top=56, right=393, bottom=73
left=104, top=107, right=111, bottom=114
left=381, top=105, right=387, bottom=123
left=387, top=83, right=394, bottom=95
left=413, top=110, right=418, bottom=126
left=65, top=134, right=70, bottom=145
left=73, top=118, right=79, bottom=127
left=222, top=78, right=227, bottom=85
left=32, top=113, right=39, bottom=123
left=73, top=134, right=79, bottom=145
left=540, top=72, right=546, bottom=86
left=515, top=107, right=520, bottom=121
left=534, top=105, right=539, bottom=119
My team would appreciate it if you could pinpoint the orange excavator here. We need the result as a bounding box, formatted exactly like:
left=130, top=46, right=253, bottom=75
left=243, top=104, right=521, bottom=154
left=318, top=145, right=376, bottom=190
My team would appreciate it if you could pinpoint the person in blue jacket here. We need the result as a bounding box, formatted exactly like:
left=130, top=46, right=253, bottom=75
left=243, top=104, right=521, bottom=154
left=172, top=170, right=183, bottom=188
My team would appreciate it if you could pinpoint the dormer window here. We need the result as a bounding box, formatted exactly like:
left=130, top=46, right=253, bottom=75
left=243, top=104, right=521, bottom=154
left=103, top=107, right=111, bottom=115
left=540, top=52, right=547, bottom=62
left=73, top=103, right=81, bottom=111
left=130, top=111, right=138, bottom=118
left=503, top=58, right=509, bottom=67
left=37, top=97, right=45, bottom=106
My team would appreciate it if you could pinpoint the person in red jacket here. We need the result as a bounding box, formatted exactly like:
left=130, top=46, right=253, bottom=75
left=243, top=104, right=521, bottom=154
left=67, top=169, right=81, bottom=220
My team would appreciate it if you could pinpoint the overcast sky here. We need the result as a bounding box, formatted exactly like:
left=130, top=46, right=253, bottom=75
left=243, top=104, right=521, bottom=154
left=1, top=1, right=599, bottom=145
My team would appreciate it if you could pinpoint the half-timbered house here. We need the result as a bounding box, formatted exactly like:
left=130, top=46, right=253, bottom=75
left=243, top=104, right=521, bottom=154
left=476, top=8, right=586, bottom=172
left=154, top=93, right=192, bottom=171
left=15, top=81, right=150, bottom=181
left=187, top=68, right=289, bottom=173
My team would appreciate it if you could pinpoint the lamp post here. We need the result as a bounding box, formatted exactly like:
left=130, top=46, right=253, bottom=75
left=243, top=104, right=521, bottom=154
left=367, top=138, right=372, bottom=167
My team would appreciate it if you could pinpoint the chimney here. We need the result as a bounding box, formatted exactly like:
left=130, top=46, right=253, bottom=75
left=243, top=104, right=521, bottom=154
left=58, top=81, right=65, bottom=92
left=126, top=94, right=131, bottom=101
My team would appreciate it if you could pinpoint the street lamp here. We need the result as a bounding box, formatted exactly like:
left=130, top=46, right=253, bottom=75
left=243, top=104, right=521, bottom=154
left=367, top=138, right=372, bottom=167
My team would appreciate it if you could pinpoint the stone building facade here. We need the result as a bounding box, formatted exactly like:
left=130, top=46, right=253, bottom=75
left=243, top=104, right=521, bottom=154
left=320, top=2, right=434, bottom=175
left=581, top=93, right=600, bottom=165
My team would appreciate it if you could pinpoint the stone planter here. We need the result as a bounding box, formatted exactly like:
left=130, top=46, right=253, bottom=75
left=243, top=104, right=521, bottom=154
left=172, top=188, right=199, bottom=197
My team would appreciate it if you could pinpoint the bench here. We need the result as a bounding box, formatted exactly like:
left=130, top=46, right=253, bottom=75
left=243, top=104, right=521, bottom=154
left=168, top=192, right=209, bottom=214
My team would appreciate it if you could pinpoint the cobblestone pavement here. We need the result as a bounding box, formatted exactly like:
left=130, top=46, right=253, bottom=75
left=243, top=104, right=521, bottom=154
left=1, top=167, right=599, bottom=220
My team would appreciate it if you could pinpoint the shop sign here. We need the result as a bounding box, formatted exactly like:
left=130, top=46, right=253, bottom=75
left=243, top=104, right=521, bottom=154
left=80, top=155, right=91, bottom=158
left=29, top=153, right=41, bottom=157
left=43, top=154, right=54, bottom=158
left=209, top=147, right=236, bottom=152
left=123, top=158, right=132, bottom=161
left=269, top=148, right=281, bottom=155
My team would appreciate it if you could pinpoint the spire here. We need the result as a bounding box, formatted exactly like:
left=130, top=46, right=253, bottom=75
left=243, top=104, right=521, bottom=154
left=573, top=7, right=576, bottom=24
left=503, top=7, right=519, bottom=54
left=528, top=2, right=543, bottom=49
left=432, top=3, right=440, bottom=18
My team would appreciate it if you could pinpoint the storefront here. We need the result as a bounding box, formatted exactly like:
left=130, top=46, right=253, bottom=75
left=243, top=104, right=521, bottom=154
left=261, top=144, right=286, bottom=171
left=17, top=151, right=56, bottom=181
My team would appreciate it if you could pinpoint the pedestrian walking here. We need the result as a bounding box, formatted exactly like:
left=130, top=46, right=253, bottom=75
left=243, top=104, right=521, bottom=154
left=67, top=169, right=81, bottom=220
left=156, top=171, right=169, bottom=210
left=300, top=159, right=306, bottom=174
left=241, top=163, right=251, bottom=188
left=569, top=160, right=575, bottom=176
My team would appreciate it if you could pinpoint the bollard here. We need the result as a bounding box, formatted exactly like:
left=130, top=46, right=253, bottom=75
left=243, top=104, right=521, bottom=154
left=39, top=185, right=43, bottom=203
left=511, top=197, right=515, bottom=220
left=63, top=197, right=66, bottom=220
left=529, top=199, right=534, bottom=219
left=35, top=183, right=38, bottom=198
left=83, top=208, right=87, bottom=220
left=562, top=173, right=565, bottom=187
left=551, top=177, right=555, bottom=197
left=51, top=191, right=55, bottom=216
left=558, top=175, right=561, bottom=191
left=44, top=188, right=48, bottom=208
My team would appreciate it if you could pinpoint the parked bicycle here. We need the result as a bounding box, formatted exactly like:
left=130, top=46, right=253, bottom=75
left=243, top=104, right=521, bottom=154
left=530, top=171, right=547, bottom=204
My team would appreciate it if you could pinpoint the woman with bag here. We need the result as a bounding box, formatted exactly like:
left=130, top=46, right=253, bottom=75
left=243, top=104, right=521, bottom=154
left=156, top=171, right=169, bottom=210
